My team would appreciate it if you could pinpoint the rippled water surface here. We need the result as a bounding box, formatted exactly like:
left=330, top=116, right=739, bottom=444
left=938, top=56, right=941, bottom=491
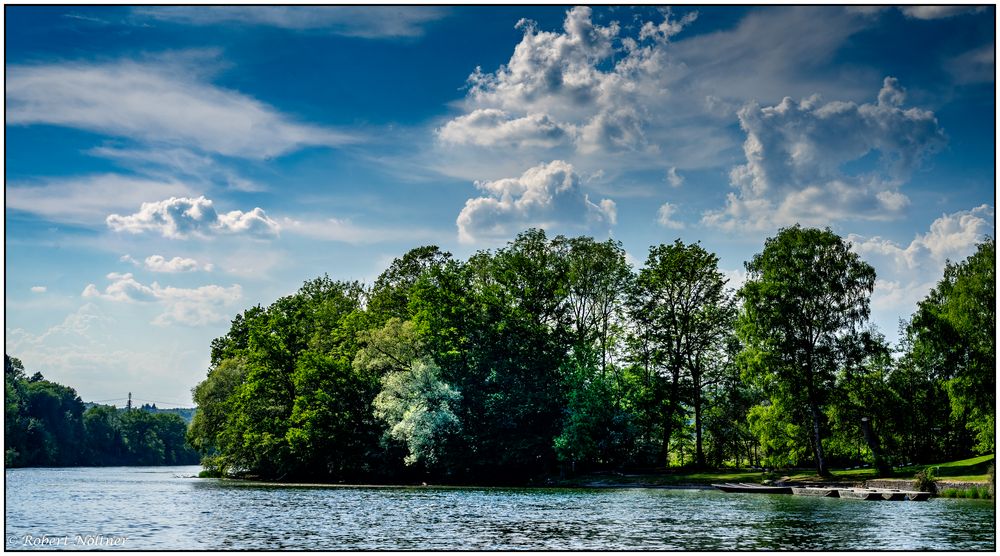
left=5, top=466, right=995, bottom=550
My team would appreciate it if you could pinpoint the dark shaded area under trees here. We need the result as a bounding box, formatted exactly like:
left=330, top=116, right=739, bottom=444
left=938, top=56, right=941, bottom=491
left=178, top=228, right=996, bottom=483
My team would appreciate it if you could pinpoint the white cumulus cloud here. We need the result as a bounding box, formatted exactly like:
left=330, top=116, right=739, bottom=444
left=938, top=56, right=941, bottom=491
left=702, top=77, right=946, bottom=231
left=849, top=205, right=995, bottom=273
left=30, top=286, right=47, bottom=294
left=437, top=109, right=572, bottom=148
left=456, top=160, right=616, bottom=244
left=848, top=204, right=994, bottom=319
left=106, top=196, right=279, bottom=239
left=442, top=6, right=695, bottom=158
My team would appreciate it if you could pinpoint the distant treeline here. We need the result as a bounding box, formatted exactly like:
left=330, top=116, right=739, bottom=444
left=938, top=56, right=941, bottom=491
left=98, top=404, right=197, bottom=425
left=4, top=357, right=199, bottom=467
left=186, top=226, right=994, bottom=484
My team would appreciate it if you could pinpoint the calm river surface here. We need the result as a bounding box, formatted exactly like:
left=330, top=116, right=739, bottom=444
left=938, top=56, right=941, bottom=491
left=4, top=465, right=995, bottom=550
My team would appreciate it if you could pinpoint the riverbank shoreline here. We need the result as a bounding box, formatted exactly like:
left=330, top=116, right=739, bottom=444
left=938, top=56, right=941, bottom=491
left=202, top=472, right=991, bottom=495
left=209, top=476, right=717, bottom=490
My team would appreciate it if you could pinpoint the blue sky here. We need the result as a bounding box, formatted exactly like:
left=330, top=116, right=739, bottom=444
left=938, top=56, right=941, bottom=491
left=5, top=5, right=995, bottom=405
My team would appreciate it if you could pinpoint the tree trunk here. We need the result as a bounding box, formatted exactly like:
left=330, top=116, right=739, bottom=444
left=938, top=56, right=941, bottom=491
left=809, top=401, right=830, bottom=476
left=660, top=403, right=675, bottom=468
left=804, top=348, right=829, bottom=477
left=861, top=417, right=892, bottom=477
left=694, top=384, right=705, bottom=469
left=659, top=372, right=680, bottom=468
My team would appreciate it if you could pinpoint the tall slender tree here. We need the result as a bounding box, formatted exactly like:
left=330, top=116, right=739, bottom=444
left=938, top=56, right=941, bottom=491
left=630, top=240, right=733, bottom=468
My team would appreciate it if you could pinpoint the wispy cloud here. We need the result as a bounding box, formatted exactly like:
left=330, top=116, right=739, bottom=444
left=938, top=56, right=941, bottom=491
left=280, top=217, right=441, bottom=245
left=5, top=303, right=208, bottom=402
left=898, top=6, right=986, bottom=20
left=656, top=203, right=685, bottom=230
left=666, top=167, right=684, bottom=188
left=6, top=55, right=357, bottom=159
left=7, top=174, right=195, bottom=226
left=88, top=146, right=266, bottom=192
left=668, top=7, right=878, bottom=108
left=946, top=44, right=994, bottom=85
left=121, top=254, right=213, bottom=273
left=135, top=6, right=448, bottom=38
left=82, top=272, right=242, bottom=326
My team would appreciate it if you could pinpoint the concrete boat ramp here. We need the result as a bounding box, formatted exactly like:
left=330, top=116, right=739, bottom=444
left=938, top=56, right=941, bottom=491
left=713, top=483, right=931, bottom=501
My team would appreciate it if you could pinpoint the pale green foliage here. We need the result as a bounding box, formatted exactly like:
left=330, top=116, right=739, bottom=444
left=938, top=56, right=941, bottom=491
left=354, top=318, right=424, bottom=376
left=373, top=357, right=461, bottom=466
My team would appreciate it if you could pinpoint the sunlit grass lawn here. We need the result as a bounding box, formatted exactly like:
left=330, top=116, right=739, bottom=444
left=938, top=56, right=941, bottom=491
left=763, top=454, right=993, bottom=483
left=565, top=454, right=993, bottom=486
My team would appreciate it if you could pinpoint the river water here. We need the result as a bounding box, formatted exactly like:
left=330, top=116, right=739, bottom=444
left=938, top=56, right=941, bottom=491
left=4, top=466, right=995, bottom=550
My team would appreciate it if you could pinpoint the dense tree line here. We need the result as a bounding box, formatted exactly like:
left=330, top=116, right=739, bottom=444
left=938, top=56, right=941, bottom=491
left=4, top=356, right=198, bottom=467
left=188, top=227, right=994, bottom=482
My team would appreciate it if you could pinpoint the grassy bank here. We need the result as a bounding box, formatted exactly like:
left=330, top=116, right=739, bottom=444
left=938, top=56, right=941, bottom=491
left=938, top=486, right=992, bottom=499
left=560, top=454, right=994, bottom=488
left=783, top=454, right=994, bottom=483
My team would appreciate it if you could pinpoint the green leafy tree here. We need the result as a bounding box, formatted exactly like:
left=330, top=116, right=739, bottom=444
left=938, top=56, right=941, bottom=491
left=737, top=226, right=876, bottom=476
left=286, top=350, right=381, bottom=479
left=826, top=331, right=896, bottom=475
left=5, top=355, right=28, bottom=465
left=194, top=277, right=373, bottom=479
left=408, top=230, right=574, bottom=480
left=188, top=357, right=249, bottom=458
left=354, top=318, right=425, bottom=376
left=368, top=246, right=452, bottom=322
left=552, top=236, right=636, bottom=470
left=701, top=336, right=763, bottom=468
left=83, top=405, right=124, bottom=463
left=555, top=361, right=635, bottom=468
left=558, top=236, right=633, bottom=375
left=4, top=355, right=196, bottom=467
left=907, top=238, right=995, bottom=452
left=629, top=240, right=735, bottom=468
left=885, top=336, right=957, bottom=462
left=747, top=396, right=810, bottom=469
